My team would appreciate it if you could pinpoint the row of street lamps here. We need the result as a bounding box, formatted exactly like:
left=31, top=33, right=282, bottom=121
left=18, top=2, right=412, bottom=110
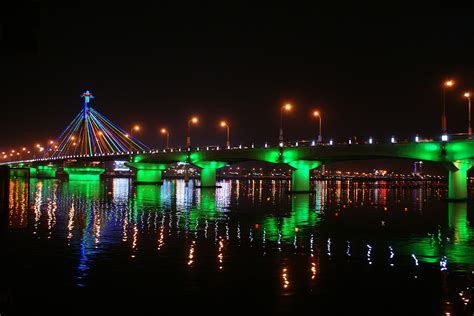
left=130, top=105, right=323, bottom=148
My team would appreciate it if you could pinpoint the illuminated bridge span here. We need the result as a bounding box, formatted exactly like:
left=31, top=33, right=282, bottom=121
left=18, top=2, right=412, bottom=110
left=3, top=92, right=474, bottom=200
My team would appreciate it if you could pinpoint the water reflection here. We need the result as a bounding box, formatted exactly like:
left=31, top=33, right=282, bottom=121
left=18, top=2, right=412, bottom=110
left=3, top=178, right=474, bottom=314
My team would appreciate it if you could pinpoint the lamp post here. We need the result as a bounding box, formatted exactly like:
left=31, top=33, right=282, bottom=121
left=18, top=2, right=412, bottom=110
left=464, top=92, right=472, bottom=138
left=186, top=117, right=198, bottom=147
left=161, top=128, right=169, bottom=148
left=442, top=80, right=454, bottom=134
left=313, top=110, right=322, bottom=142
left=220, top=121, right=230, bottom=147
left=279, top=103, right=292, bottom=143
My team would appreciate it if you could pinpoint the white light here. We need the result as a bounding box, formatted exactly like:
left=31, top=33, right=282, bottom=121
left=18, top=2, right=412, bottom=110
left=206, top=146, right=209, bottom=150
left=311, top=140, right=315, bottom=146
left=391, top=136, right=396, bottom=144
left=279, top=142, right=283, bottom=147
left=227, top=145, right=230, bottom=149
left=264, top=143, right=268, bottom=148
left=441, top=134, right=448, bottom=142
left=239, top=145, right=242, bottom=149
left=295, top=142, right=298, bottom=147
left=329, top=139, right=333, bottom=145
left=369, top=137, right=373, bottom=144
left=348, top=139, right=351, bottom=145
left=216, top=146, right=219, bottom=150
left=415, top=135, right=419, bottom=142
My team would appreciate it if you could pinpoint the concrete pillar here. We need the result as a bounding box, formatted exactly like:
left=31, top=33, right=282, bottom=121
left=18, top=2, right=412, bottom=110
left=126, top=162, right=168, bottom=184
left=36, top=165, right=57, bottom=178
left=287, top=160, right=322, bottom=193
left=64, top=167, right=105, bottom=181
left=29, top=167, right=37, bottom=178
left=446, top=160, right=473, bottom=200
left=9, top=168, right=30, bottom=178
left=193, top=161, right=227, bottom=188
left=292, top=168, right=310, bottom=192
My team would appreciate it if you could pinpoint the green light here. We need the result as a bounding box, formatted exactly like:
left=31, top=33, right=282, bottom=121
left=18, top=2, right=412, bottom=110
left=126, top=162, right=169, bottom=183
left=36, top=165, right=57, bottom=178
left=135, top=184, right=162, bottom=206
left=29, top=167, right=37, bottom=178
left=9, top=168, right=30, bottom=178
left=287, top=160, right=321, bottom=192
left=136, top=169, right=163, bottom=183
left=263, top=194, right=317, bottom=242
left=193, top=161, right=227, bottom=187
left=64, top=167, right=105, bottom=181
left=447, top=160, right=473, bottom=200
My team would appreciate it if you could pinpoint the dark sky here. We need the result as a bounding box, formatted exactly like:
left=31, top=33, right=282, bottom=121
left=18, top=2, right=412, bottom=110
left=2, top=2, right=474, bottom=152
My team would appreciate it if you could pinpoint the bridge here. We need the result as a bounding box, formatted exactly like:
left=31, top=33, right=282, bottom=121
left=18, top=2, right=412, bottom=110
left=2, top=92, right=474, bottom=200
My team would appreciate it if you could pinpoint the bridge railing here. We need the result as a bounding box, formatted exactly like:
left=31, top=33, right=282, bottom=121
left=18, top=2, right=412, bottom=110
left=2, top=134, right=473, bottom=165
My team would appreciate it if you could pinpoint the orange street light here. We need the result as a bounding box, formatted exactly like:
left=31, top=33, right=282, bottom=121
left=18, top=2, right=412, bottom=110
left=161, top=128, right=170, bottom=148
left=279, top=103, right=293, bottom=143
left=442, top=79, right=455, bottom=133
left=313, top=110, right=322, bottom=142
left=131, top=125, right=140, bottom=137
left=464, top=92, right=472, bottom=137
left=220, top=121, right=230, bottom=147
left=186, top=116, right=199, bottom=147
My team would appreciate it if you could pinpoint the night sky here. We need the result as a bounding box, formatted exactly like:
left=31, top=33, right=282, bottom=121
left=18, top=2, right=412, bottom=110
left=2, top=3, right=474, bottom=155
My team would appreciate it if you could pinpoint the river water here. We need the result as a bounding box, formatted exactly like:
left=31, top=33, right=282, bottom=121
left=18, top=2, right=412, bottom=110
left=1, top=178, right=473, bottom=315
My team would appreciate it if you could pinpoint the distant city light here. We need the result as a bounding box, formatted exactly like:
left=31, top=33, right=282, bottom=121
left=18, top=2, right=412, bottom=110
left=441, top=134, right=448, bottom=141
left=369, top=137, right=373, bottom=144
left=415, top=135, right=419, bottom=142
left=391, top=136, right=396, bottom=144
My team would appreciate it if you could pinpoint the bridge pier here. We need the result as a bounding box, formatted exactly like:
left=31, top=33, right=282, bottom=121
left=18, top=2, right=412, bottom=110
left=9, top=168, right=30, bottom=179
left=36, top=165, right=57, bottom=178
left=193, top=161, right=227, bottom=188
left=29, top=167, right=37, bottom=178
left=446, top=160, right=473, bottom=200
left=64, top=167, right=105, bottom=181
left=127, top=162, right=168, bottom=184
left=287, top=160, right=322, bottom=193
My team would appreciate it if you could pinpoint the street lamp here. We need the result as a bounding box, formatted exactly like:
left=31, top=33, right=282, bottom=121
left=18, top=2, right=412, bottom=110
left=442, top=80, right=455, bottom=133
left=161, top=128, right=169, bottom=148
left=220, top=121, right=230, bottom=147
left=279, top=103, right=292, bottom=143
left=464, top=92, right=472, bottom=138
left=186, top=116, right=198, bottom=147
left=131, top=125, right=140, bottom=137
left=313, top=110, right=322, bottom=142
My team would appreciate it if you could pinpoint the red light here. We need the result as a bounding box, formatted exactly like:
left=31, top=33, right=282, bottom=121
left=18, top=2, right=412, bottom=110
left=255, top=224, right=259, bottom=229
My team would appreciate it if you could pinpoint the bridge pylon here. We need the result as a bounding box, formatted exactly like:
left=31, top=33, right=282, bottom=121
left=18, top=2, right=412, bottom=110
left=127, top=162, right=169, bottom=184
left=193, top=161, right=228, bottom=188
left=445, top=159, right=473, bottom=201
left=287, top=160, right=322, bottom=193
